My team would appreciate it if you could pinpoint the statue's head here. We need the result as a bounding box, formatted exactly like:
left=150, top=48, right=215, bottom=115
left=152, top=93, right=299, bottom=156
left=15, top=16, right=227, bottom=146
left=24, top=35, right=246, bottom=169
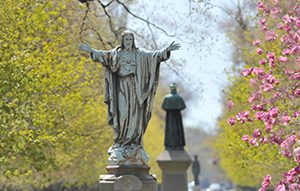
left=120, top=30, right=137, bottom=50
left=170, top=83, right=177, bottom=94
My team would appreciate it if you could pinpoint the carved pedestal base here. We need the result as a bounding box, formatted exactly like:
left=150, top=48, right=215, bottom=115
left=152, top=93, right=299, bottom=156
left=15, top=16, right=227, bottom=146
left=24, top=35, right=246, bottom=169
left=99, top=165, right=157, bottom=191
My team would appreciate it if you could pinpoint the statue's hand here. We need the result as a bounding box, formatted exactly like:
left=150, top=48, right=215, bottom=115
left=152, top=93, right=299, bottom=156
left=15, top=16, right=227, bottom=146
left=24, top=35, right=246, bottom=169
left=79, top=43, right=93, bottom=53
left=167, top=41, right=181, bottom=51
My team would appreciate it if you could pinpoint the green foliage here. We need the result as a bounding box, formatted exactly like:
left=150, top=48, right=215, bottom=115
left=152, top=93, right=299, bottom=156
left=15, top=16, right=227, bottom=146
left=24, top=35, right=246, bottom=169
left=0, top=0, right=113, bottom=188
left=0, top=0, right=167, bottom=189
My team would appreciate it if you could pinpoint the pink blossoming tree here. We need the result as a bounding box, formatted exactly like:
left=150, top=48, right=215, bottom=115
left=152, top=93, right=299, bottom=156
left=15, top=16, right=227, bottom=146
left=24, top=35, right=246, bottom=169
left=225, top=0, right=300, bottom=189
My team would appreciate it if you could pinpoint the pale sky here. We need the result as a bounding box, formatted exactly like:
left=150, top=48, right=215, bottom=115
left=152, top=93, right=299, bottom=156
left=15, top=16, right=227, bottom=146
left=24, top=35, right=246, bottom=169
left=128, top=0, right=233, bottom=133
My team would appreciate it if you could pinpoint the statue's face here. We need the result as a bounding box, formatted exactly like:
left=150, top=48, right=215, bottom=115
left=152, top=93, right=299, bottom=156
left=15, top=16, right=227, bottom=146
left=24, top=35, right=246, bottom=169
left=123, top=34, right=133, bottom=49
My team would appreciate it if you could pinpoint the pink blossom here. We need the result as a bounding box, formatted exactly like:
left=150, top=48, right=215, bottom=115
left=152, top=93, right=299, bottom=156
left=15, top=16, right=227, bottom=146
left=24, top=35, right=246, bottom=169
left=281, top=115, right=290, bottom=125
left=282, top=14, right=295, bottom=24
left=290, top=72, right=300, bottom=80
left=267, top=52, right=275, bottom=59
left=262, top=25, right=268, bottom=31
left=241, top=68, right=253, bottom=76
left=259, top=59, right=267, bottom=65
left=275, top=183, right=286, bottom=191
left=265, top=123, right=272, bottom=133
left=291, top=45, right=299, bottom=54
left=260, top=18, right=267, bottom=25
left=252, top=129, right=261, bottom=138
left=236, top=111, right=250, bottom=123
left=294, top=166, right=300, bottom=173
left=286, top=173, right=294, bottom=183
left=288, top=183, right=300, bottom=191
left=265, top=30, right=277, bottom=41
left=282, top=49, right=291, bottom=55
left=248, top=93, right=262, bottom=103
left=296, top=19, right=300, bottom=28
left=253, top=67, right=264, bottom=76
left=280, top=35, right=289, bottom=43
left=278, top=56, right=288, bottom=63
left=294, top=147, right=300, bottom=164
left=256, top=48, right=263, bottom=55
left=261, top=25, right=268, bottom=31
left=283, top=24, right=292, bottom=32
left=293, top=89, right=300, bottom=97
left=277, top=23, right=284, bottom=30
left=249, top=138, right=259, bottom=146
left=270, top=131, right=283, bottom=144
left=280, top=135, right=297, bottom=158
left=227, top=100, right=234, bottom=110
left=261, top=175, right=271, bottom=188
left=251, top=104, right=264, bottom=111
left=293, top=111, right=299, bottom=118
left=256, top=111, right=265, bottom=120
left=227, top=117, right=236, bottom=126
left=269, top=58, right=275, bottom=67
left=271, top=7, right=280, bottom=18
left=287, top=94, right=296, bottom=100
left=273, top=92, right=281, bottom=99
left=265, top=74, right=278, bottom=84
left=269, top=107, right=279, bottom=118
left=261, top=83, right=274, bottom=92
left=252, top=39, right=261, bottom=46
left=257, top=1, right=267, bottom=11
left=260, top=136, right=268, bottom=144
left=242, top=135, right=250, bottom=142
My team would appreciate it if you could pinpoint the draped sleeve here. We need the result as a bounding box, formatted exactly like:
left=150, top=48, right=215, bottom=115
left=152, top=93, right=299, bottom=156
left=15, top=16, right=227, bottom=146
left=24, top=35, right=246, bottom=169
left=135, top=47, right=170, bottom=105
left=90, top=48, right=119, bottom=125
left=91, top=49, right=120, bottom=72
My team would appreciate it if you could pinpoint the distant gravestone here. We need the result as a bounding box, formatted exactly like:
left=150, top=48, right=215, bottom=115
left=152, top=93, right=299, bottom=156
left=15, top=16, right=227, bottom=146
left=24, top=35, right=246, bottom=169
left=114, top=175, right=142, bottom=191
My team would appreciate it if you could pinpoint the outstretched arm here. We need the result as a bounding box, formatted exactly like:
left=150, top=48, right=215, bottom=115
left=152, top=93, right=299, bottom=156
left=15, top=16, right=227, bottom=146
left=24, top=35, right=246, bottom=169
left=167, top=41, right=181, bottom=52
left=79, top=43, right=106, bottom=63
left=154, top=41, right=180, bottom=62
left=79, top=43, right=119, bottom=70
left=79, top=43, right=94, bottom=53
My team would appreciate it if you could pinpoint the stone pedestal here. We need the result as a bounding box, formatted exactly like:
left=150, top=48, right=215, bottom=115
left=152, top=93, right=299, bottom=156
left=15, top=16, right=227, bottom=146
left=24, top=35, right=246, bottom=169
left=157, top=150, right=192, bottom=191
left=99, top=165, right=157, bottom=191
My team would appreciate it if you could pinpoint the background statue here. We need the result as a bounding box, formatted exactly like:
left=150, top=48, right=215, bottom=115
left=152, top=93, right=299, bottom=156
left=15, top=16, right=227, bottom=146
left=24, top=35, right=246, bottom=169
left=192, top=155, right=201, bottom=186
left=162, top=83, right=186, bottom=150
left=79, top=31, right=180, bottom=166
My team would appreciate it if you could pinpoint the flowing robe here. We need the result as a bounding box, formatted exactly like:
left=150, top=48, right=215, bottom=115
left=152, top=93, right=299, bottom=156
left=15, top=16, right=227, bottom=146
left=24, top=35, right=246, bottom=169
left=91, top=47, right=170, bottom=147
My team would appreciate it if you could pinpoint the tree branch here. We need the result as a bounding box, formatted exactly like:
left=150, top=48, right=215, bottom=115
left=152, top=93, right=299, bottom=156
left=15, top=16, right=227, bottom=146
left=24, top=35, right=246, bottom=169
left=97, top=0, right=119, bottom=40
left=114, top=0, right=177, bottom=37
left=79, top=2, right=91, bottom=41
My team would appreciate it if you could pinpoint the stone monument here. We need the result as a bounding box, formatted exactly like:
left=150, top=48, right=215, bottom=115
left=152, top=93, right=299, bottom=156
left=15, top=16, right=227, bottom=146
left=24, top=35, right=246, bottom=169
left=157, top=83, right=192, bottom=191
left=79, top=31, right=180, bottom=191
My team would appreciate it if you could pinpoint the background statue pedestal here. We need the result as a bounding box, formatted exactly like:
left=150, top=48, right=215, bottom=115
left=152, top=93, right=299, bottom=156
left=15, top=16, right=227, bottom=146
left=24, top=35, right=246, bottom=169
left=157, top=150, right=192, bottom=191
left=99, top=165, right=157, bottom=191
